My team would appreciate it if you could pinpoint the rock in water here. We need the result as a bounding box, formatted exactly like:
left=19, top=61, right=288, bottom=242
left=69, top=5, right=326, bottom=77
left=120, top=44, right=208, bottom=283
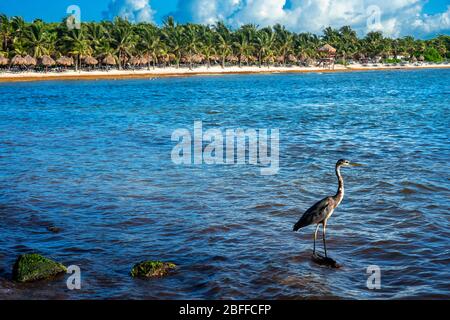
left=312, top=253, right=341, bottom=268
left=47, top=226, right=62, bottom=233
left=130, top=261, right=177, bottom=278
left=12, top=253, right=67, bottom=282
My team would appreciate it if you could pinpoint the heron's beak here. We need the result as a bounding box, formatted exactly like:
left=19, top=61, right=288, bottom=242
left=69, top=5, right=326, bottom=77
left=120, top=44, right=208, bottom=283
left=350, top=162, right=363, bottom=167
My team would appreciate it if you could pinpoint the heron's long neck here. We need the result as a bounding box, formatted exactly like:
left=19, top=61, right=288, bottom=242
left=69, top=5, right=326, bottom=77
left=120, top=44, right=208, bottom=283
left=335, top=165, right=344, bottom=204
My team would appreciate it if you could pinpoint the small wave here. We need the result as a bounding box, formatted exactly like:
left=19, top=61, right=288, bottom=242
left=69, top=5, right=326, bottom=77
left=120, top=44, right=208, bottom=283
left=401, top=181, right=448, bottom=193
left=252, top=203, right=286, bottom=210
left=400, top=188, right=416, bottom=194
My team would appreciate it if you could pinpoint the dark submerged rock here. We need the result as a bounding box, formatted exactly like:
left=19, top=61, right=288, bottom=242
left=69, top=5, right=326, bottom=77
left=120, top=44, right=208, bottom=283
left=12, top=253, right=67, bottom=282
left=130, top=261, right=177, bottom=278
left=47, top=226, right=62, bottom=233
left=312, top=253, right=341, bottom=268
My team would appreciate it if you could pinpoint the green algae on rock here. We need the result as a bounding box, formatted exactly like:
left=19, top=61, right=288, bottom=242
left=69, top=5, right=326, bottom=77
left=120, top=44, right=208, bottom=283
left=130, top=261, right=177, bottom=278
left=12, top=253, right=67, bottom=283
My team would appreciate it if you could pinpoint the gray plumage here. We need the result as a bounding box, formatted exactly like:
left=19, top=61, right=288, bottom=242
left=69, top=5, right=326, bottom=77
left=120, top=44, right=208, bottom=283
left=293, top=159, right=361, bottom=257
left=293, top=197, right=331, bottom=231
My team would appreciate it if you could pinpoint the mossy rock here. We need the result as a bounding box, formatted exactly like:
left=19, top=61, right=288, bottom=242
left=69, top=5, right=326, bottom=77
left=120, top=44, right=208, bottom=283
left=12, top=253, right=67, bottom=283
left=130, top=261, right=177, bottom=278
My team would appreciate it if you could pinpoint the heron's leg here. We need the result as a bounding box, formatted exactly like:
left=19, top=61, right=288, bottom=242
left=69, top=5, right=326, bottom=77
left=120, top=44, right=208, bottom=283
left=313, top=224, right=320, bottom=255
left=322, top=222, right=328, bottom=258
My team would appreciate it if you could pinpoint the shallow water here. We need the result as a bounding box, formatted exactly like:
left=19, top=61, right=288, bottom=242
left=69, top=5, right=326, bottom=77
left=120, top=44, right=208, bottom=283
left=0, top=69, right=449, bottom=299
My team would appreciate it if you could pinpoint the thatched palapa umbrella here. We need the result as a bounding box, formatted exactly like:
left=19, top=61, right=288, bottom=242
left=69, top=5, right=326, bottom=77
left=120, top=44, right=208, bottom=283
left=318, top=44, right=337, bottom=54
left=137, top=55, right=152, bottom=69
left=140, top=56, right=152, bottom=69
left=40, top=55, right=55, bottom=72
left=240, top=55, right=248, bottom=64
left=226, top=55, right=238, bottom=64
left=84, top=56, right=98, bottom=68
left=276, top=56, right=284, bottom=64
left=56, top=56, right=66, bottom=66
left=159, top=53, right=175, bottom=66
left=102, top=54, right=116, bottom=69
left=67, top=56, right=75, bottom=66
left=11, top=55, right=26, bottom=67
left=129, top=56, right=141, bottom=67
left=146, top=54, right=155, bottom=62
left=418, top=55, right=425, bottom=62
left=192, top=54, right=204, bottom=64
left=158, top=55, right=168, bottom=64
left=24, top=55, right=37, bottom=67
left=298, top=52, right=307, bottom=61
left=265, top=56, right=275, bottom=66
left=139, top=57, right=150, bottom=66
left=287, top=54, right=297, bottom=64
left=248, top=56, right=257, bottom=63
left=0, top=56, right=9, bottom=66
left=180, top=56, right=188, bottom=64
left=119, top=56, right=129, bottom=67
left=56, top=56, right=74, bottom=68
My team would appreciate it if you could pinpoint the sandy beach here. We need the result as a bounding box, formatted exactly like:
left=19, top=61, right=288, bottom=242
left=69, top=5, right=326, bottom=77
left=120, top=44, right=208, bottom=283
left=0, top=63, right=449, bottom=82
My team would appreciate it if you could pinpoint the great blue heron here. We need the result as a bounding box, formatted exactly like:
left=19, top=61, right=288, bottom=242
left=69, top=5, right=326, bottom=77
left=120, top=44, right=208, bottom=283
left=293, top=159, right=362, bottom=259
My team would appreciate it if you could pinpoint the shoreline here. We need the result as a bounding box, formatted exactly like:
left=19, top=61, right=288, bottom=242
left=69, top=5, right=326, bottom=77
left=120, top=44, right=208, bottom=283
left=0, top=63, right=449, bottom=82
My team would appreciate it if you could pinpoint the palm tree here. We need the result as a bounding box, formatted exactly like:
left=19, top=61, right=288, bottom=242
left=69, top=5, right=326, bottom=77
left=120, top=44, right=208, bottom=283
left=415, top=40, right=426, bottom=58
left=0, top=13, right=448, bottom=71
left=214, top=21, right=232, bottom=68
left=138, top=24, right=162, bottom=69
left=11, top=16, right=26, bottom=52
left=63, top=27, right=91, bottom=71
left=435, top=35, right=450, bottom=58
left=233, top=30, right=253, bottom=67
left=162, top=17, right=184, bottom=68
left=0, top=14, right=12, bottom=54
left=183, top=24, right=200, bottom=70
left=96, top=39, right=115, bottom=67
left=296, top=32, right=320, bottom=62
left=199, top=26, right=216, bottom=68
left=401, top=36, right=416, bottom=59
left=322, top=27, right=340, bottom=47
left=364, top=31, right=384, bottom=59
left=86, top=23, right=106, bottom=57
left=338, top=26, right=358, bottom=64
left=110, top=18, right=136, bottom=69
left=24, top=20, right=51, bottom=58
left=390, top=39, right=400, bottom=59
left=274, top=24, right=294, bottom=66
left=255, top=28, right=275, bottom=67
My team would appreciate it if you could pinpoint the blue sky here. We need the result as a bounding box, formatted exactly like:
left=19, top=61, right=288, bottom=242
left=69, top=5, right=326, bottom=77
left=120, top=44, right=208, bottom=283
left=0, top=0, right=449, bottom=38
left=0, top=0, right=178, bottom=23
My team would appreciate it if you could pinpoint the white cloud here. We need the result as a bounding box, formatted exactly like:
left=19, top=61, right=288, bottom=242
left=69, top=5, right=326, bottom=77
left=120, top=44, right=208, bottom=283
left=408, top=5, right=450, bottom=37
left=104, top=0, right=155, bottom=23
left=171, top=0, right=450, bottom=38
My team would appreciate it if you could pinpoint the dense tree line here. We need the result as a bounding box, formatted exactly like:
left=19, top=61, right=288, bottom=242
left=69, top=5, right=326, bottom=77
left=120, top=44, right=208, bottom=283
left=0, top=14, right=449, bottom=70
